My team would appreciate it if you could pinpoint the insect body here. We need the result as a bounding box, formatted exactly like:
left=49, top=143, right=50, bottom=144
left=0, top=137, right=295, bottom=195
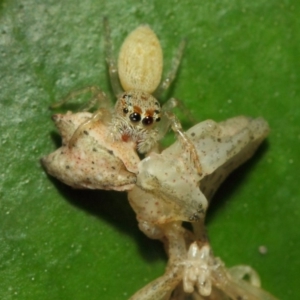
left=42, top=111, right=139, bottom=191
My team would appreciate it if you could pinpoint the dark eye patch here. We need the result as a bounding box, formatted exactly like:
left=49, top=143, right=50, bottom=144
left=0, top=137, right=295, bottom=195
left=130, top=112, right=141, bottom=122
left=142, top=116, right=154, bottom=125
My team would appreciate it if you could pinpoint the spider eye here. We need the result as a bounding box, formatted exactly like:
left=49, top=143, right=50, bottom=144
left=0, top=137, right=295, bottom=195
left=129, top=112, right=141, bottom=122
left=156, top=117, right=161, bottom=122
left=123, top=108, right=129, bottom=114
left=142, top=116, right=154, bottom=125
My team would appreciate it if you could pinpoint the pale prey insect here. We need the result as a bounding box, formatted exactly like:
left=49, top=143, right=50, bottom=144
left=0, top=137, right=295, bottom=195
left=128, top=116, right=278, bottom=300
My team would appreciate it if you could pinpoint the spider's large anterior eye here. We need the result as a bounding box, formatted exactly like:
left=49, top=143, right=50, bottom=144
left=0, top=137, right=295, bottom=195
left=129, top=112, right=141, bottom=122
left=154, top=110, right=161, bottom=123
left=142, top=116, right=153, bottom=125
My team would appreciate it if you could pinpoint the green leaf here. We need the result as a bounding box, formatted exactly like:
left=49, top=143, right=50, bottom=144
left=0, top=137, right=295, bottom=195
left=1, top=0, right=298, bottom=299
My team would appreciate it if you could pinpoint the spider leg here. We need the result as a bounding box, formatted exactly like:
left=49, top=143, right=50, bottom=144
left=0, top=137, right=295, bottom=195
left=50, top=86, right=112, bottom=112
left=165, top=111, right=202, bottom=175
left=154, top=39, right=186, bottom=98
left=103, top=17, right=123, bottom=97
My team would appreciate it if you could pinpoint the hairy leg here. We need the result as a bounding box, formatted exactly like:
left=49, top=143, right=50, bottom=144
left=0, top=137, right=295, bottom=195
left=50, top=86, right=112, bottom=112
left=103, top=17, right=123, bottom=97
left=154, top=39, right=186, bottom=98
left=165, top=111, right=202, bottom=175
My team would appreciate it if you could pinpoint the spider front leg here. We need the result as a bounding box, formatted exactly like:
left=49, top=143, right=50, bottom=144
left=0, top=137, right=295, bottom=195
left=160, top=108, right=202, bottom=175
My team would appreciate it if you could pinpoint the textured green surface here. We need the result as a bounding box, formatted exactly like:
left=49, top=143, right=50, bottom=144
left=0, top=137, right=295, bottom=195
left=0, top=0, right=299, bottom=299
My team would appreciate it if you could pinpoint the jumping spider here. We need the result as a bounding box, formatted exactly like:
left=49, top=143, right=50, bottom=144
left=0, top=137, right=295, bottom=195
left=43, top=19, right=201, bottom=191
left=52, top=19, right=200, bottom=164
left=42, top=21, right=277, bottom=300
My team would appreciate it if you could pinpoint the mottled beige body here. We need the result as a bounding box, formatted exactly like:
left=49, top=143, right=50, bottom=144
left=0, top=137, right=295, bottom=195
left=42, top=112, right=139, bottom=191
left=118, top=25, right=163, bottom=93
left=129, top=116, right=277, bottom=300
